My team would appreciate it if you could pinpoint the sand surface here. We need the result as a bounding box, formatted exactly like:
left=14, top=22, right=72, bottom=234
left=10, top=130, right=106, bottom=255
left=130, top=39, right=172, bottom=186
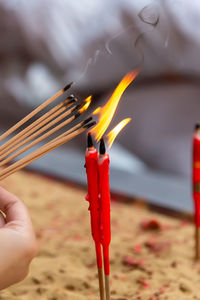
left=0, top=170, right=199, bottom=300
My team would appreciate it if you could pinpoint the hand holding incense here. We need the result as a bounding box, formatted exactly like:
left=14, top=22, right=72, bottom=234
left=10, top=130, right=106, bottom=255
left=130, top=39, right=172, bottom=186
left=193, top=123, right=200, bottom=260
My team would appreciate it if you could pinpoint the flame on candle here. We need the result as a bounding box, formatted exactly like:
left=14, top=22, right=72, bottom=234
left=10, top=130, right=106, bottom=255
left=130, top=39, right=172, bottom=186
left=91, top=70, right=139, bottom=142
left=79, top=96, right=92, bottom=113
left=106, top=118, right=131, bottom=149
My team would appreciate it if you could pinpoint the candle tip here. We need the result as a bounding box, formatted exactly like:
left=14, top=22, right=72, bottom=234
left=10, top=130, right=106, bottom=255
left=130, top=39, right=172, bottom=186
left=195, top=123, right=200, bottom=132
left=87, top=132, right=93, bottom=147
left=99, top=138, right=106, bottom=155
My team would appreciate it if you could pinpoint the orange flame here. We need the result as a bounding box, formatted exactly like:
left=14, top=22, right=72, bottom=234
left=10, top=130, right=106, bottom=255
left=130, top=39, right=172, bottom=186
left=91, top=70, right=139, bottom=141
left=93, top=106, right=101, bottom=115
left=106, top=118, right=131, bottom=148
left=79, top=96, right=92, bottom=113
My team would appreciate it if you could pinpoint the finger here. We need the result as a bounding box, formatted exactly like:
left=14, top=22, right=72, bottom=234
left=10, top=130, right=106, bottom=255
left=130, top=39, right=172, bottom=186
left=0, top=186, right=33, bottom=230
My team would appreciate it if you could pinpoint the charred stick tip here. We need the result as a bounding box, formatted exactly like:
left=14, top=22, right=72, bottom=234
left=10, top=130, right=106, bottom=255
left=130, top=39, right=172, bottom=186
left=66, top=98, right=76, bottom=105
left=99, top=138, right=106, bottom=155
left=83, top=121, right=96, bottom=129
left=63, top=82, right=74, bottom=92
left=75, top=112, right=81, bottom=119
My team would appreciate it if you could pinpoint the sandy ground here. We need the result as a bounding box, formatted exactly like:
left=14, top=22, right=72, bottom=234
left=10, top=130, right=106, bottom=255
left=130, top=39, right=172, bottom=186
left=0, top=170, right=200, bottom=300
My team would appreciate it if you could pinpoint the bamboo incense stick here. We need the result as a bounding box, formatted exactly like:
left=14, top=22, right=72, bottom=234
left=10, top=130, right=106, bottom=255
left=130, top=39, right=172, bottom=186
left=0, top=101, right=78, bottom=162
left=195, top=226, right=200, bottom=260
left=0, top=121, right=95, bottom=181
left=0, top=113, right=79, bottom=167
left=98, top=267, right=105, bottom=300
left=0, top=82, right=73, bottom=142
left=0, top=97, right=76, bottom=156
left=105, top=275, right=110, bottom=300
left=47, top=117, right=92, bottom=145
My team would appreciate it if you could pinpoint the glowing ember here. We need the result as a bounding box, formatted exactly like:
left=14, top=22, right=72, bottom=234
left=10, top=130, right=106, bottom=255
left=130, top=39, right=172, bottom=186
left=106, top=118, right=131, bottom=149
left=79, top=96, right=92, bottom=113
left=91, top=70, right=139, bottom=142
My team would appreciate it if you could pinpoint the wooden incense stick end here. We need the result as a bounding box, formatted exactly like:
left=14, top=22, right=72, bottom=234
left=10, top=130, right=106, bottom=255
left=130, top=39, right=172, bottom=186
left=105, top=275, right=110, bottom=300
left=98, top=268, right=105, bottom=300
left=195, top=226, right=200, bottom=261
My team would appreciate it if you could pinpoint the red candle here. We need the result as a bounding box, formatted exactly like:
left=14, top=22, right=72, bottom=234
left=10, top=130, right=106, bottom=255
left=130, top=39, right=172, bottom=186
left=193, top=124, right=200, bottom=227
left=85, top=133, right=105, bottom=300
left=193, top=123, right=200, bottom=260
left=98, top=138, right=111, bottom=275
left=98, top=138, right=111, bottom=300
left=85, top=133, right=102, bottom=268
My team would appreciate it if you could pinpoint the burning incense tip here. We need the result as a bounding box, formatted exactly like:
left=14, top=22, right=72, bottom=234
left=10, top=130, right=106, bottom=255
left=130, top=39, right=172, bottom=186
left=83, top=121, right=96, bottom=129
left=87, top=132, right=94, bottom=148
left=79, top=96, right=92, bottom=114
left=99, top=138, right=106, bottom=155
left=63, top=82, right=74, bottom=91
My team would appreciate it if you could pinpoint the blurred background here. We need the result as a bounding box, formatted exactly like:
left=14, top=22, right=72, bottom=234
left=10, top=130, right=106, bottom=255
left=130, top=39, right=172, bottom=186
left=0, top=0, right=200, bottom=212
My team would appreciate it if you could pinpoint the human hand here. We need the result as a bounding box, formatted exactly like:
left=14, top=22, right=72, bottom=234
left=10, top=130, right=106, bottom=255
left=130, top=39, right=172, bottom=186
left=0, top=186, right=38, bottom=290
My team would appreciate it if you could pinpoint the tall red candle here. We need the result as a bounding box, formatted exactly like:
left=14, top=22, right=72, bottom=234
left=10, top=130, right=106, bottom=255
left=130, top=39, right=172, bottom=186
left=85, top=133, right=105, bottom=300
left=193, top=123, right=200, bottom=260
left=193, top=124, right=200, bottom=227
left=98, top=138, right=111, bottom=300
left=97, top=139, right=111, bottom=300
left=85, top=133, right=102, bottom=268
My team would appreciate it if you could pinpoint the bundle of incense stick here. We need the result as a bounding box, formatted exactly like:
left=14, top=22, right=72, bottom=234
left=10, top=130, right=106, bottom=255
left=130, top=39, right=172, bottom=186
left=0, top=82, right=95, bottom=181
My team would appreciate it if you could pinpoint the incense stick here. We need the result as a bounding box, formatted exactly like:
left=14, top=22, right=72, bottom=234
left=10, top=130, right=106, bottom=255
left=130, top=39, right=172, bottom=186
left=0, top=121, right=95, bottom=181
left=105, top=275, right=110, bottom=300
left=98, top=267, right=105, bottom=300
left=0, top=96, right=76, bottom=156
left=0, top=82, right=73, bottom=142
left=195, top=226, right=200, bottom=260
left=0, top=112, right=81, bottom=167
left=0, top=102, right=78, bottom=164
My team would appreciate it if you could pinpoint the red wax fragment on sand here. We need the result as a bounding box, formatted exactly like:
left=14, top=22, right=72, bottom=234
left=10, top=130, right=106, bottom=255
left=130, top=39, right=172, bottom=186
left=122, top=257, right=145, bottom=268
left=159, top=287, right=165, bottom=294
left=180, top=220, right=189, bottom=227
left=133, top=244, right=142, bottom=254
left=145, top=239, right=170, bottom=252
left=141, top=219, right=161, bottom=230
left=138, top=278, right=150, bottom=289
left=123, top=256, right=135, bottom=266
